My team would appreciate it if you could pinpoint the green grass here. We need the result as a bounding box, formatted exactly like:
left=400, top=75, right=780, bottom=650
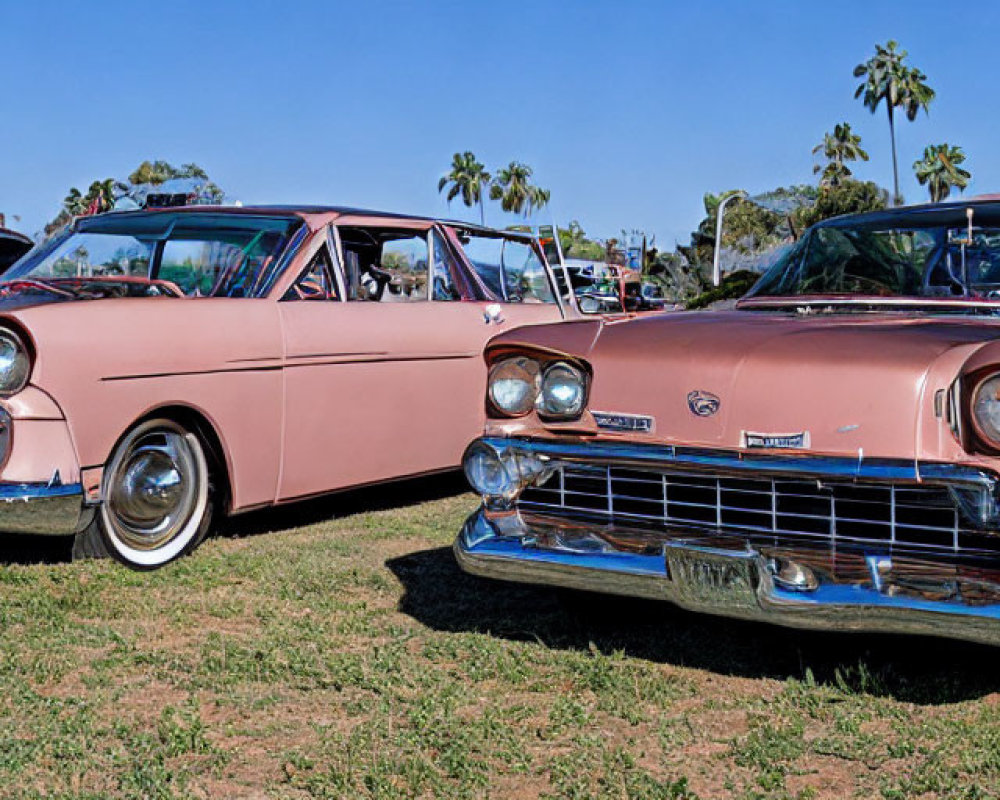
left=1, top=474, right=1000, bottom=798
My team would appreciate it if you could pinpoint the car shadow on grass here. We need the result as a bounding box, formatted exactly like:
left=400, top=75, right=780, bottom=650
left=0, top=533, right=73, bottom=565
left=216, top=471, right=470, bottom=540
left=387, top=544, right=1000, bottom=705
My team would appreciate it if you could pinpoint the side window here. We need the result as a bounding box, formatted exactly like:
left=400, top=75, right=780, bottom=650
left=431, top=230, right=462, bottom=301
left=283, top=246, right=338, bottom=301
left=503, top=241, right=555, bottom=303
left=372, top=235, right=428, bottom=302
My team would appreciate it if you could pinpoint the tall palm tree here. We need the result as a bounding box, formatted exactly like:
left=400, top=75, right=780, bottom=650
left=812, top=122, right=869, bottom=187
left=913, top=144, right=971, bottom=203
left=437, top=152, right=491, bottom=225
left=489, top=161, right=551, bottom=217
left=854, top=40, right=934, bottom=205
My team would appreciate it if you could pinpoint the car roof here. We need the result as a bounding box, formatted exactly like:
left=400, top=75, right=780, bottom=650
left=0, top=228, right=32, bottom=245
left=79, top=205, right=538, bottom=239
left=816, top=197, right=1000, bottom=230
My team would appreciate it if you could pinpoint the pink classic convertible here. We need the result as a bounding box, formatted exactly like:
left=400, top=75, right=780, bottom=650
left=457, top=200, right=1000, bottom=646
left=0, top=205, right=573, bottom=568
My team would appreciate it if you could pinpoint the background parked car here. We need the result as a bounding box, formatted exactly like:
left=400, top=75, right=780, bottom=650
left=0, top=205, right=576, bottom=568
left=0, top=227, right=32, bottom=274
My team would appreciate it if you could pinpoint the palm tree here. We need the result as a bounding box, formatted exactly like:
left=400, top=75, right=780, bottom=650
left=489, top=162, right=551, bottom=217
left=437, top=152, right=491, bottom=225
left=854, top=40, right=935, bottom=205
left=812, top=122, right=869, bottom=187
left=913, top=144, right=971, bottom=202
left=63, top=188, right=87, bottom=216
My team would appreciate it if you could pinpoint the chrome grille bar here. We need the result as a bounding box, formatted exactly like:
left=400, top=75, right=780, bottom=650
left=519, top=463, right=976, bottom=555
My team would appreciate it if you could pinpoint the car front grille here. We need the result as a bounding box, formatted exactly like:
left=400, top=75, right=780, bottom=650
left=518, top=464, right=1000, bottom=555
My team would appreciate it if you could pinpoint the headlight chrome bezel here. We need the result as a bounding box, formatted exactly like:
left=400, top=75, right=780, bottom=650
left=486, top=350, right=590, bottom=423
left=537, top=361, right=588, bottom=421
left=487, top=356, right=542, bottom=418
left=0, top=327, right=31, bottom=397
left=970, top=371, right=1000, bottom=450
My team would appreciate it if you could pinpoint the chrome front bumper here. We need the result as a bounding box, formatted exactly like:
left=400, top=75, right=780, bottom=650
left=0, top=482, right=86, bottom=536
left=456, top=507, right=1000, bottom=647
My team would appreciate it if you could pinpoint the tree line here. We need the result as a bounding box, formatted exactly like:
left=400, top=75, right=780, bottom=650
left=437, top=152, right=550, bottom=225
left=817, top=39, right=970, bottom=204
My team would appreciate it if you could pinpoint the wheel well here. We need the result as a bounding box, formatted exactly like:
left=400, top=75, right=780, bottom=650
left=133, top=405, right=234, bottom=515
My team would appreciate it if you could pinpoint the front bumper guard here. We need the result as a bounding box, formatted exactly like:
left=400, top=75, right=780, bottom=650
left=0, top=482, right=87, bottom=536
left=456, top=508, right=1000, bottom=647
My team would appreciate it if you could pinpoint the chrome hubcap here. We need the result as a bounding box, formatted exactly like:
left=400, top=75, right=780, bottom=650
left=106, top=429, right=199, bottom=551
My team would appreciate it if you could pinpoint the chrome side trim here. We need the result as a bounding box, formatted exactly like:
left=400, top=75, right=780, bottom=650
left=456, top=508, right=1000, bottom=646
left=0, top=482, right=85, bottom=535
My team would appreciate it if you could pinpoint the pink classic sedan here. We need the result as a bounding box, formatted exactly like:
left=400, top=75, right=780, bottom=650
left=0, top=205, right=574, bottom=568
left=457, top=199, right=1000, bottom=646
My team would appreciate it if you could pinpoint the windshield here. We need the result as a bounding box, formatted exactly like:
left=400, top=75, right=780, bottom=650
left=7, top=212, right=303, bottom=298
left=750, top=216, right=1000, bottom=301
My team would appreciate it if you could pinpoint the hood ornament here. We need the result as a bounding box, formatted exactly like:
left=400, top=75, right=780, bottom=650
left=687, top=390, right=720, bottom=417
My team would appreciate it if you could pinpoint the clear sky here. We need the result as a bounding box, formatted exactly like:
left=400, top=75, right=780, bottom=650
left=1, top=0, right=995, bottom=248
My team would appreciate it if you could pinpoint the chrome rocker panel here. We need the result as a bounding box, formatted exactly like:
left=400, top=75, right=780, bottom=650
left=0, top=482, right=86, bottom=535
left=457, top=508, right=1000, bottom=646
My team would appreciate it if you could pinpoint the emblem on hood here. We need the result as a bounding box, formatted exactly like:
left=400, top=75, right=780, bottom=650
left=742, top=431, right=811, bottom=449
left=593, top=411, right=655, bottom=433
left=687, top=390, right=720, bottom=417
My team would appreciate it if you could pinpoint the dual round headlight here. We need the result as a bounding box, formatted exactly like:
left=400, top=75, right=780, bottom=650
left=0, top=329, right=30, bottom=396
left=488, top=356, right=587, bottom=420
left=973, top=373, right=1000, bottom=446
left=488, top=357, right=540, bottom=416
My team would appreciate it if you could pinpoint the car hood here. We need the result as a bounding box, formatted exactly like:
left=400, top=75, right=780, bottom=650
left=582, top=311, right=1000, bottom=460
left=494, top=311, right=1000, bottom=461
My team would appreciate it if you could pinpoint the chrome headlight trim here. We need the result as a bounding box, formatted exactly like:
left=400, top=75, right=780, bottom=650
left=0, top=328, right=31, bottom=397
left=537, top=361, right=587, bottom=420
left=972, top=372, right=1000, bottom=447
left=462, top=439, right=554, bottom=507
left=487, top=356, right=541, bottom=417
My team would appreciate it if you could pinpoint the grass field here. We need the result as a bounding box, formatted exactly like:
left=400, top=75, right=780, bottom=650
left=2, top=474, right=1000, bottom=799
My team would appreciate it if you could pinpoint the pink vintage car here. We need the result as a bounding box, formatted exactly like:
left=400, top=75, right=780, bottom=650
left=0, top=205, right=575, bottom=568
left=457, top=200, right=1000, bottom=646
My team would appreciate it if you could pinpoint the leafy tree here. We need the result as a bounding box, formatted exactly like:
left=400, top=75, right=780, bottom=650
left=63, top=187, right=86, bottom=216
left=128, top=160, right=210, bottom=186
left=812, top=122, right=869, bottom=187
left=685, top=269, right=760, bottom=309
left=793, top=179, right=888, bottom=230
left=46, top=160, right=224, bottom=238
left=437, top=152, right=492, bottom=225
left=127, top=160, right=223, bottom=203
left=489, top=162, right=550, bottom=217
left=557, top=220, right=605, bottom=260
left=854, top=40, right=934, bottom=204
left=913, top=143, right=971, bottom=202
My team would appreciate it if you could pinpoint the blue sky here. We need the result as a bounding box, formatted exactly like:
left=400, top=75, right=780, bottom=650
left=1, top=0, right=994, bottom=247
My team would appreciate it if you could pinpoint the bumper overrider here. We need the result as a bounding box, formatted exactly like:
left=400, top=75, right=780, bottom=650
left=456, top=437, right=1000, bottom=646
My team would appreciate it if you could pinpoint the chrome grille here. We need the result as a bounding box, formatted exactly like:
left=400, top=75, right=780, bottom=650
left=519, top=464, right=998, bottom=554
